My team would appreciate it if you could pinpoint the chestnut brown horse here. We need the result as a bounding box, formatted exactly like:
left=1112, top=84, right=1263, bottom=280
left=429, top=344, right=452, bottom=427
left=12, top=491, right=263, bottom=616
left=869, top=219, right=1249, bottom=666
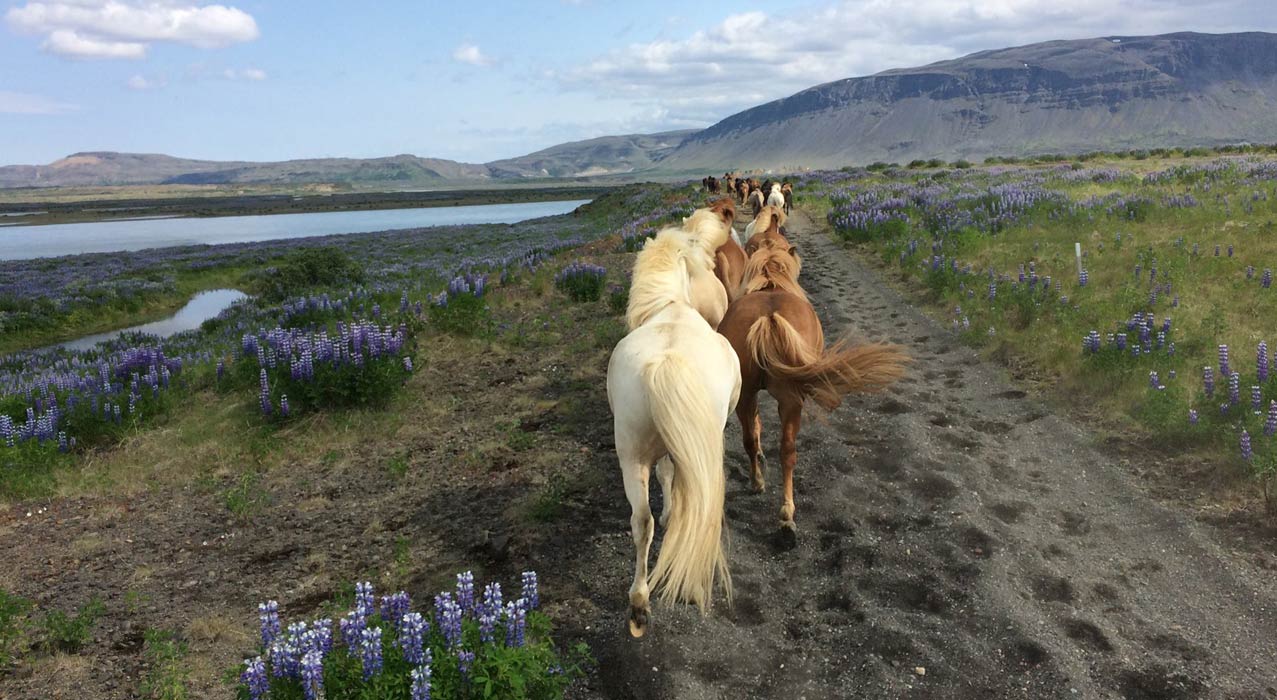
left=735, top=178, right=749, bottom=203
left=780, top=182, right=794, bottom=214
left=718, top=237, right=909, bottom=532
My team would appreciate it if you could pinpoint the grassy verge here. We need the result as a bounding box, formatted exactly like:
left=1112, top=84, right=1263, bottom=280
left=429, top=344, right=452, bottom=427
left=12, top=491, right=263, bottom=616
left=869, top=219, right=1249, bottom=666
left=803, top=154, right=1277, bottom=509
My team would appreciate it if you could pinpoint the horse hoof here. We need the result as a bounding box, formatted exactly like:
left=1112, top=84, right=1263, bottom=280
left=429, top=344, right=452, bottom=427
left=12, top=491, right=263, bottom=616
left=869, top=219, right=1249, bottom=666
left=628, top=607, right=650, bottom=638
left=777, top=520, right=798, bottom=548
left=751, top=479, right=766, bottom=494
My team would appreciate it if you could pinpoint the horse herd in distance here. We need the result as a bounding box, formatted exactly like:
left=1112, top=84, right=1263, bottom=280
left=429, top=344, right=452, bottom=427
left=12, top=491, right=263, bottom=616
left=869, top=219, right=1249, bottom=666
left=607, top=193, right=909, bottom=636
left=702, top=173, right=794, bottom=217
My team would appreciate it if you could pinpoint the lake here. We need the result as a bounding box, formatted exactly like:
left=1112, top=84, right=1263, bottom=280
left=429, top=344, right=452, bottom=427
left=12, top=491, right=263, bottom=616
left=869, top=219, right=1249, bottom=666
left=0, top=199, right=592, bottom=261
left=55, top=288, right=249, bottom=351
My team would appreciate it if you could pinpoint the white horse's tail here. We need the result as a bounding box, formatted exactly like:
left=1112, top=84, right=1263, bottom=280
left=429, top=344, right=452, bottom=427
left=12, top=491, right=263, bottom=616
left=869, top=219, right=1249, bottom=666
left=643, top=352, right=731, bottom=612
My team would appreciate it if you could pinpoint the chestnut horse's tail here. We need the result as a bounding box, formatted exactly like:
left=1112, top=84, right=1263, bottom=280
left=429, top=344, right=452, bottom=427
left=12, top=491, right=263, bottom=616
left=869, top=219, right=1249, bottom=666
left=745, top=313, right=909, bottom=410
left=643, top=352, right=732, bottom=612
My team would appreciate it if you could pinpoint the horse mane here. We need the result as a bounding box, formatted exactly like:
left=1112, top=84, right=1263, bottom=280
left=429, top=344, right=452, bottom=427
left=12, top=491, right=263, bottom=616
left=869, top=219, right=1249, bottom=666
left=738, top=238, right=805, bottom=301
left=626, top=227, right=710, bottom=330
left=681, top=208, right=731, bottom=254
left=752, top=205, right=787, bottom=232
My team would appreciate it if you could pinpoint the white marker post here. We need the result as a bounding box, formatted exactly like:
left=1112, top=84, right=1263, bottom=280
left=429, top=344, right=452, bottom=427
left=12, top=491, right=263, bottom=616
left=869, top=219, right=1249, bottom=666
left=1075, top=242, right=1083, bottom=275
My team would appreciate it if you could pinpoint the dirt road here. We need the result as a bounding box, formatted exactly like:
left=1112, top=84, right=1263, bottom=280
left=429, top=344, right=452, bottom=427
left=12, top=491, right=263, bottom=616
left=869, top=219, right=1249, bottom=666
left=566, top=208, right=1277, bottom=699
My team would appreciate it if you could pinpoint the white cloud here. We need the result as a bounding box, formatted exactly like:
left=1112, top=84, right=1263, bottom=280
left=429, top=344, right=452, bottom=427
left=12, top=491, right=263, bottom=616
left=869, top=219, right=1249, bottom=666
left=222, top=66, right=266, bottom=80
left=126, top=73, right=161, bottom=89
left=452, top=42, right=494, bottom=67
left=6, top=0, right=259, bottom=59
left=559, top=0, right=1277, bottom=127
left=0, top=90, right=78, bottom=114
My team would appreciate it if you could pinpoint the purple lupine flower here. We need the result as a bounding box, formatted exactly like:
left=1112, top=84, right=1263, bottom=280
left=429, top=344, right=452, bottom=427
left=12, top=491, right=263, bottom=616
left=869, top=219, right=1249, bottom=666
left=1253, top=386, right=1264, bottom=413
left=1215, top=244, right=1221, bottom=257
left=216, top=359, right=225, bottom=381
left=411, top=661, right=433, bottom=700
left=403, top=356, right=414, bottom=372
left=479, top=608, right=497, bottom=644
left=1204, top=367, right=1215, bottom=397
left=521, top=571, right=539, bottom=609
left=1149, top=372, right=1160, bottom=389
left=1115, top=333, right=1128, bottom=351
left=280, top=394, right=290, bottom=418
left=1219, top=345, right=1231, bottom=378
left=1259, top=341, right=1269, bottom=383
left=259, top=601, right=281, bottom=648
left=259, top=369, right=272, bottom=415
left=1078, top=269, right=1088, bottom=287
left=456, top=571, right=475, bottom=613
left=1229, top=372, right=1241, bottom=406
left=380, top=592, right=410, bottom=627
left=481, top=582, right=503, bottom=618
left=1248, top=265, right=1256, bottom=280
left=300, top=649, right=324, bottom=700
left=1228, top=244, right=1234, bottom=257
left=360, top=626, right=383, bottom=680
left=241, top=657, right=270, bottom=700
left=1264, top=269, right=1273, bottom=289
left=457, top=650, right=475, bottom=680
left=439, top=595, right=463, bottom=649
left=1169, top=370, right=1177, bottom=380
left=1188, top=409, right=1199, bottom=425
left=1266, top=400, right=1277, bottom=437
left=988, top=280, right=997, bottom=300
left=1241, top=430, right=1253, bottom=461
left=505, top=599, right=528, bottom=647
left=355, top=581, right=375, bottom=618
left=340, top=611, right=366, bottom=652
left=398, top=612, right=428, bottom=665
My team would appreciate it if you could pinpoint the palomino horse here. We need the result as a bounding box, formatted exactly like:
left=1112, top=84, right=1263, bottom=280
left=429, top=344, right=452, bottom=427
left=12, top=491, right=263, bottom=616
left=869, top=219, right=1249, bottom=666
left=674, top=205, right=736, bottom=329
left=706, top=198, right=748, bottom=302
left=608, top=229, right=742, bottom=637
left=718, top=237, right=908, bottom=532
left=743, top=205, right=788, bottom=256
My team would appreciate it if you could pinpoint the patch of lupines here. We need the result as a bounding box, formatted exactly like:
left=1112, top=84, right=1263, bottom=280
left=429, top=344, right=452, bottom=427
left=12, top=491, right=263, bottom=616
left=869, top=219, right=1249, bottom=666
left=381, top=591, right=411, bottom=627
left=554, top=262, right=608, bottom=302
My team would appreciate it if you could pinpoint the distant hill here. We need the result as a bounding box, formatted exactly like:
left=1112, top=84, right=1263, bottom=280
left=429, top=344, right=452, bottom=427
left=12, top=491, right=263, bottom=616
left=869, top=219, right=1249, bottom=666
left=0, top=131, right=696, bottom=189
left=485, top=130, right=696, bottom=178
left=659, top=31, right=1277, bottom=170
left=8, top=31, right=1277, bottom=188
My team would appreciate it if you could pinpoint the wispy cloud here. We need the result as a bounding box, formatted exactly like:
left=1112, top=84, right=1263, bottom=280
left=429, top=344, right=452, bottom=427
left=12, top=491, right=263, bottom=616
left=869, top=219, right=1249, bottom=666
left=559, top=0, right=1277, bottom=127
left=126, top=74, right=163, bottom=90
left=452, top=42, right=494, bottom=67
left=0, top=90, right=78, bottom=114
left=6, top=0, right=259, bottom=59
left=223, top=67, right=266, bottom=81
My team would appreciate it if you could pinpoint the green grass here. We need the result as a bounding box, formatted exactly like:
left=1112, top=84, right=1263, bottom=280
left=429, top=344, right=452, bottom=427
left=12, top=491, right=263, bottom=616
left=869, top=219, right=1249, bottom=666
left=806, top=153, right=1277, bottom=504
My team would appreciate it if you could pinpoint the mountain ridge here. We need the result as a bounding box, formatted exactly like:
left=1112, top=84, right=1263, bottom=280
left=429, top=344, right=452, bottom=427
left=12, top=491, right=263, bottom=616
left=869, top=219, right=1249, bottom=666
left=6, top=31, right=1277, bottom=188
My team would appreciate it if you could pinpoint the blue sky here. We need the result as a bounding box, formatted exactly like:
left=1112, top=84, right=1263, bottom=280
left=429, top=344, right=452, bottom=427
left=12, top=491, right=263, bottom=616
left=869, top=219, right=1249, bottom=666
left=3, top=0, right=1276, bottom=165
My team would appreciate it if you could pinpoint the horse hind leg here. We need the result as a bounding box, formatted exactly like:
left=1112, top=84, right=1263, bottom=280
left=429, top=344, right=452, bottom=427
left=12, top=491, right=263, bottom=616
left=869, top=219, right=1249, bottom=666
left=655, top=456, right=674, bottom=529
left=777, top=396, right=802, bottom=532
left=735, top=392, right=765, bottom=492
left=620, top=452, right=655, bottom=637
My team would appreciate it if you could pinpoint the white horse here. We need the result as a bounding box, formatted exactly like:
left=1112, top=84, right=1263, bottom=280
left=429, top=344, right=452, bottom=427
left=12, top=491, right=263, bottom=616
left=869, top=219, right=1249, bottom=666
left=608, top=229, right=742, bottom=637
left=766, top=183, right=785, bottom=210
